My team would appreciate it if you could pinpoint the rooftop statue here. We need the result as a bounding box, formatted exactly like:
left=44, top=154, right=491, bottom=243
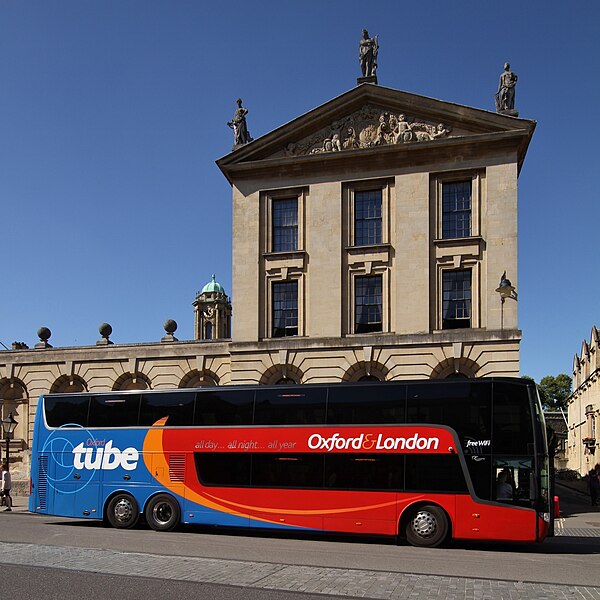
left=227, top=98, right=253, bottom=148
left=495, top=63, right=518, bottom=114
left=359, top=29, right=378, bottom=79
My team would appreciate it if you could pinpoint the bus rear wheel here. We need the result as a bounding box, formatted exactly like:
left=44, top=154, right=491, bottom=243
left=405, top=505, right=448, bottom=548
left=145, top=494, right=180, bottom=532
left=106, top=493, right=140, bottom=529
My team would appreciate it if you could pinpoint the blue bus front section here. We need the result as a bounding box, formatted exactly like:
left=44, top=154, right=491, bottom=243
left=29, top=418, right=155, bottom=519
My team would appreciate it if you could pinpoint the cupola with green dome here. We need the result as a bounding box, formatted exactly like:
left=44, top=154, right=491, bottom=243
left=193, top=274, right=232, bottom=340
left=201, top=274, right=226, bottom=295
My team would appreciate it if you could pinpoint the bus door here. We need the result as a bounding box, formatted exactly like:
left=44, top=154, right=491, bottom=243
left=455, top=457, right=538, bottom=541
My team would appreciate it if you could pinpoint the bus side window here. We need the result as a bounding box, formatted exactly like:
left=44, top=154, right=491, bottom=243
left=324, top=455, right=403, bottom=490
left=251, top=454, right=324, bottom=488
left=493, top=459, right=534, bottom=505
left=195, top=453, right=251, bottom=486
left=465, top=455, right=492, bottom=500
left=405, top=455, right=468, bottom=493
left=254, top=387, right=327, bottom=425
left=406, top=381, right=492, bottom=447
left=139, top=392, right=195, bottom=427
left=492, top=383, right=533, bottom=454
left=45, top=395, right=90, bottom=428
left=194, top=389, right=254, bottom=426
left=326, top=384, right=406, bottom=424
left=88, top=394, right=141, bottom=428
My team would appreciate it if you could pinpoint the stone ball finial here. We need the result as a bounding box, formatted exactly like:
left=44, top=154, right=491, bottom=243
left=163, top=319, right=178, bottom=334
left=37, top=327, right=51, bottom=341
left=99, top=323, right=112, bottom=339
left=161, top=319, right=179, bottom=343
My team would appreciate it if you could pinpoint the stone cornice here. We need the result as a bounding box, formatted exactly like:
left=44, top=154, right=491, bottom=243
left=219, top=130, right=532, bottom=185
left=0, top=339, right=232, bottom=367
left=230, top=328, right=522, bottom=354
left=1, top=329, right=522, bottom=370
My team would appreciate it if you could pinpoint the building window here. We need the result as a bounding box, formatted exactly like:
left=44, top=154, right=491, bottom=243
left=442, top=270, right=471, bottom=329
left=442, top=181, right=471, bottom=239
left=272, top=198, right=298, bottom=252
left=272, top=281, right=298, bottom=337
left=355, top=190, right=382, bottom=246
left=355, top=275, right=382, bottom=333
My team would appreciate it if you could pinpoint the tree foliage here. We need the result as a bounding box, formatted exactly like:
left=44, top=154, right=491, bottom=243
left=524, top=374, right=572, bottom=410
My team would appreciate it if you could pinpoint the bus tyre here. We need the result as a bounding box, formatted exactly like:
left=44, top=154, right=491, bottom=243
left=106, top=493, right=140, bottom=529
left=405, top=505, right=448, bottom=548
left=145, top=494, right=180, bottom=532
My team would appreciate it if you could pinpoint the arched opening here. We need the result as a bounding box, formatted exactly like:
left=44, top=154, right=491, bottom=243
left=205, top=322, right=213, bottom=340
left=343, top=362, right=388, bottom=382
left=50, top=375, right=88, bottom=394
left=179, top=370, right=218, bottom=388
left=0, top=378, right=27, bottom=450
left=112, top=372, right=151, bottom=391
left=430, top=358, right=480, bottom=379
left=260, top=364, right=303, bottom=385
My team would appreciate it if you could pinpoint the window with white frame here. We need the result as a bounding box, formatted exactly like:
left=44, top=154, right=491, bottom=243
left=442, top=180, right=471, bottom=239
left=354, top=189, right=382, bottom=246
left=346, top=180, right=391, bottom=248
left=442, top=269, right=471, bottom=329
left=272, top=280, right=298, bottom=337
left=433, top=172, right=481, bottom=241
left=354, top=275, right=383, bottom=334
left=272, top=198, right=298, bottom=252
left=264, top=188, right=305, bottom=254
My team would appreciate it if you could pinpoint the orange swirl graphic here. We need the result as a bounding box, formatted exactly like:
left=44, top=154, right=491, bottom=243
left=142, top=421, right=402, bottom=526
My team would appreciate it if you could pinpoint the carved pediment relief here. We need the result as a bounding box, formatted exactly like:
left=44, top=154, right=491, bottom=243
left=283, top=105, right=458, bottom=157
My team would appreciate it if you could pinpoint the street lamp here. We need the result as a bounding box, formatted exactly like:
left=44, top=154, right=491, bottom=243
left=495, top=271, right=518, bottom=330
left=2, top=413, right=17, bottom=471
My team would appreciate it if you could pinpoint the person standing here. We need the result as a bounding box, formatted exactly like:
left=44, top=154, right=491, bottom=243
left=1, top=463, right=12, bottom=511
left=589, top=469, right=600, bottom=507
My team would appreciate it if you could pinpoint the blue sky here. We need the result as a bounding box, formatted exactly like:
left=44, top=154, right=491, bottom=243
left=0, top=0, right=598, bottom=384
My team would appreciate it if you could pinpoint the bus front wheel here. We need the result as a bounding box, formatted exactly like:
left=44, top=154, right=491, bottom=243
left=404, top=505, right=448, bottom=548
left=145, top=494, right=180, bottom=532
left=106, top=493, right=140, bottom=529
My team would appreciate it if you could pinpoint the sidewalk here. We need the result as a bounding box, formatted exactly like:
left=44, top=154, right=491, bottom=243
left=1, top=494, right=29, bottom=513
left=554, top=480, right=600, bottom=536
left=1, top=540, right=599, bottom=600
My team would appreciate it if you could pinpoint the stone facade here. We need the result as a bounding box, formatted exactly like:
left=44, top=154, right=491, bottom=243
left=567, top=326, right=600, bottom=475
left=0, top=83, right=535, bottom=485
left=220, top=84, right=533, bottom=385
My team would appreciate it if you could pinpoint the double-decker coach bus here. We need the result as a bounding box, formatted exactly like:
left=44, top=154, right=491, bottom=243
left=29, top=378, right=550, bottom=547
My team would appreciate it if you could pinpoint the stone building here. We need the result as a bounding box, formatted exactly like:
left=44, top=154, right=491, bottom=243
left=567, top=326, right=600, bottom=475
left=219, top=83, right=533, bottom=384
left=0, top=81, right=535, bottom=486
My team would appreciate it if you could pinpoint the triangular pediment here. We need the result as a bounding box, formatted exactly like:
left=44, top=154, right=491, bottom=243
left=274, top=103, right=462, bottom=157
left=217, top=84, right=535, bottom=179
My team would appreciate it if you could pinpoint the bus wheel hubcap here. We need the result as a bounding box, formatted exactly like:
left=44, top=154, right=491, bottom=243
left=153, top=503, right=172, bottom=525
left=412, top=511, right=436, bottom=537
left=114, top=499, right=132, bottom=522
